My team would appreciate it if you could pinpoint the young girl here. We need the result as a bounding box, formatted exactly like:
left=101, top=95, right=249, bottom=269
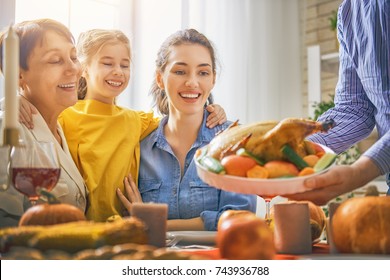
left=17, top=29, right=226, bottom=222
left=118, top=29, right=256, bottom=231
left=56, top=29, right=157, bottom=222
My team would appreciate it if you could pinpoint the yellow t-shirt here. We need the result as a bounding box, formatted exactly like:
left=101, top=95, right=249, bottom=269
left=59, top=99, right=159, bottom=222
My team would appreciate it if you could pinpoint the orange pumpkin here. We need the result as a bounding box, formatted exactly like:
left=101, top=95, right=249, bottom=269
left=19, top=189, right=86, bottom=226
left=332, top=196, right=390, bottom=254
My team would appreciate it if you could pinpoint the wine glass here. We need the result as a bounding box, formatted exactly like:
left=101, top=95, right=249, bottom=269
left=260, top=195, right=275, bottom=226
left=10, top=141, right=61, bottom=205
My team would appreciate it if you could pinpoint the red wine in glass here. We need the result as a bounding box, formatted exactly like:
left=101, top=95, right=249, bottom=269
left=12, top=167, right=60, bottom=202
left=10, top=141, right=60, bottom=205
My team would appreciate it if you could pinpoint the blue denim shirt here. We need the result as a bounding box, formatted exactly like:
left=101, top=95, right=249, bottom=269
left=139, top=110, right=257, bottom=231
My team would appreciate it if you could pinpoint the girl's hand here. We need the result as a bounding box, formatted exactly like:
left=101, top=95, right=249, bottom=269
left=206, top=104, right=227, bottom=128
left=116, top=173, right=142, bottom=214
left=19, top=96, right=38, bottom=129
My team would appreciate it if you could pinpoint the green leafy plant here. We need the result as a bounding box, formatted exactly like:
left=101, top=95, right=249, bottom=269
left=329, top=10, right=338, bottom=31
left=312, top=95, right=334, bottom=121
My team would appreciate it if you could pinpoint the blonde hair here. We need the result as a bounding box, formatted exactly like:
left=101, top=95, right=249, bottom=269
left=150, top=29, right=217, bottom=115
left=76, top=29, right=131, bottom=99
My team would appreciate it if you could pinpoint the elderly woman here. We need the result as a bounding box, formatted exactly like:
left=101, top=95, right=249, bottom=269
left=0, top=19, right=87, bottom=227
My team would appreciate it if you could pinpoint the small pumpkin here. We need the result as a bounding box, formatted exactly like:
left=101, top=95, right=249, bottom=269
left=19, top=189, right=86, bottom=226
left=332, top=196, right=390, bottom=254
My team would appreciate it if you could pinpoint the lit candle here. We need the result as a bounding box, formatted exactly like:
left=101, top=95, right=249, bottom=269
left=3, top=25, right=19, bottom=129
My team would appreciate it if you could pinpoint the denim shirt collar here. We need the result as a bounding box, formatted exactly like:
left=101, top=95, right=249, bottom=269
left=151, top=110, right=224, bottom=154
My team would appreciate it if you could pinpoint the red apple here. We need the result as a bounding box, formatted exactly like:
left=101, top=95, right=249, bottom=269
left=217, top=215, right=275, bottom=260
left=304, top=140, right=325, bottom=155
left=217, top=210, right=257, bottom=232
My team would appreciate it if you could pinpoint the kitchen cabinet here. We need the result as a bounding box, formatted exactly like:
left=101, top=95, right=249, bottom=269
left=307, top=45, right=339, bottom=118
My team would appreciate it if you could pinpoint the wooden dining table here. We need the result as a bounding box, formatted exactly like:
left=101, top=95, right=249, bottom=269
left=179, top=242, right=330, bottom=260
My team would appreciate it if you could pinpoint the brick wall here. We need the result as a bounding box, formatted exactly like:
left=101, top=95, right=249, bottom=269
left=301, top=0, right=342, bottom=116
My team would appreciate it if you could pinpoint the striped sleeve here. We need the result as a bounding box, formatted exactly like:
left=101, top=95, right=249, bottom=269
left=307, top=0, right=390, bottom=175
left=364, top=130, right=390, bottom=175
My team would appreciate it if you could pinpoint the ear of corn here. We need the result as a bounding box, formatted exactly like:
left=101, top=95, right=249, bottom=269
left=0, top=226, right=44, bottom=253
left=0, top=217, right=147, bottom=254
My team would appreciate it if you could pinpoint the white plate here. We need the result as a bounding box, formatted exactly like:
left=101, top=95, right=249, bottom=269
left=195, top=144, right=335, bottom=197
left=166, top=231, right=217, bottom=246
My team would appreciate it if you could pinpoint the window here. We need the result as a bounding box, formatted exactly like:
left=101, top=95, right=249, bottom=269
left=126, top=0, right=181, bottom=111
left=15, top=0, right=127, bottom=41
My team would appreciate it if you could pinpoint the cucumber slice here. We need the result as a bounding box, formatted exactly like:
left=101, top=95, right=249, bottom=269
left=200, top=156, right=226, bottom=174
left=313, top=153, right=337, bottom=172
left=236, top=148, right=265, bottom=165
left=195, top=146, right=208, bottom=162
left=281, top=144, right=309, bottom=170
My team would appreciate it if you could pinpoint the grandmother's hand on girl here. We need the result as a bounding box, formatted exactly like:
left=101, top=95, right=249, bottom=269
left=206, top=104, right=227, bottom=128
left=16, top=95, right=38, bottom=129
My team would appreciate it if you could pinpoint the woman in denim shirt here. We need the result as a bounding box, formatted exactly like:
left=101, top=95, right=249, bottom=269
left=135, top=29, right=256, bottom=231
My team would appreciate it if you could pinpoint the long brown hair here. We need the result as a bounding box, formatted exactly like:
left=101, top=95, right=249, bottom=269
left=150, top=29, right=217, bottom=115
